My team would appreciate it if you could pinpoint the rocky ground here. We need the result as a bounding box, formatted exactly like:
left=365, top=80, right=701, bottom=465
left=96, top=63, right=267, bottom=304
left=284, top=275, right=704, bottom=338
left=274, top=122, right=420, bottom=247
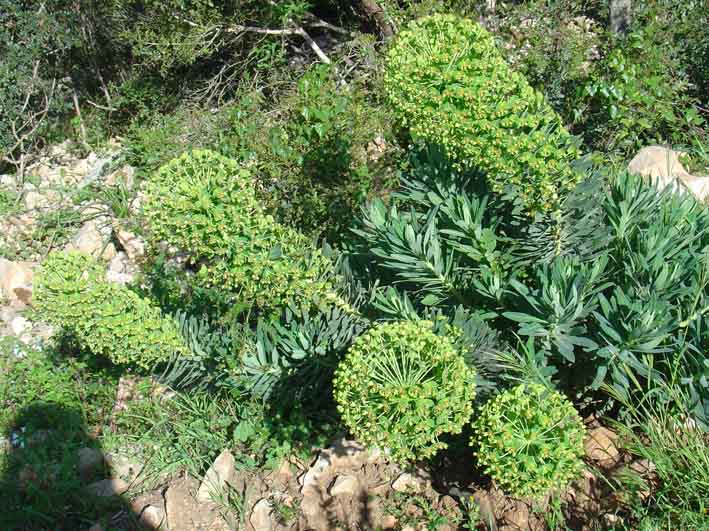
left=0, top=142, right=701, bottom=530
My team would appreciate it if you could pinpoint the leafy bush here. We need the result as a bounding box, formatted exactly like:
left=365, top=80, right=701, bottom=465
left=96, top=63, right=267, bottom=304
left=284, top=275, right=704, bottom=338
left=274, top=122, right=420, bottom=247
left=576, top=25, right=704, bottom=154
left=384, top=14, right=581, bottom=214
left=472, top=383, right=585, bottom=499
left=333, top=320, right=476, bottom=462
left=349, top=148, right=709, bottom=420
left=33, top=251, right=188, bottom=369
left=143, top=149, right=334, bottom=311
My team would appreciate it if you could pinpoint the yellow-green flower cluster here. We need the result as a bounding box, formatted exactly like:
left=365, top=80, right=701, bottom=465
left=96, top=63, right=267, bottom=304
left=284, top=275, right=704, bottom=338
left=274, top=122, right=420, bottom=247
left=334, top=320, right=476, bottom=462
left=143, top=149, right=332, bottom=310
left=471, top=384, right=585, bottom=499
left=33, top=251, right=188, bottom=370
left=384, top=14, right=581, bottom=214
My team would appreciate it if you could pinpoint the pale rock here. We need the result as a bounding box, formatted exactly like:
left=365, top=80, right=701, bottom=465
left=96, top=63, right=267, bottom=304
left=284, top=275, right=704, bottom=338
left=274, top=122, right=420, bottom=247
left=77, top=447, right=104, bottom=482
left=106, top=252, right=135, bottom=285
left=87, top=478, right=129, bottom=497
left=88, top=524, right=104, bottom=531
left=249, top=498, right=274, bottom=531
left=0, top=174, right=15, bottom=186
left=10, top=315, right=30, bottom=336
left=329, top=474, right=360, bottom=497
left=392, top=472, right=424, bottom=493
left=65, top=218, right=116, bottom=260
left=584, top=426, right=620, bottom=466
left=381, top=515, right=398, bottom=530
left=197, top=449, right=237, bottom=503
left=138, top=505, right=165, bottom=530
left=116, top=228, right=145, bottom=261
left=23, top=190, right=47, bottom=210
left=628, top=145, right=709, bottom=202
left=0, top=259, right=34, bottom=303
left=104, top=452, right=144, bottom=482
left=105, top=165, right=136, bottom=189
left=165, top=477, right=231, bottom=531
left=300, top=452, right=332, bottom=494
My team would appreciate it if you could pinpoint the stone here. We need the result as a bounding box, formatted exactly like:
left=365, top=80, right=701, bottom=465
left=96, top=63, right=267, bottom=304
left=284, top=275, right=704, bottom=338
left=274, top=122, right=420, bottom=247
left=584, top=426, right=620, bottom=466
left=10, top=315, right=30, bottom=336
left=197, top=449, right=237, bottom=503
left=391, top=472, right=424, bottom=493
left=105, top=165, right=136, bottom=189
left=88, top=524, right=104, bottom=531
left=116, top=228, right=145, bottom=261
left=380, top=515, right=398, bottom=530
left=628, top=145, right=709, bottom=202
left=106, top=252, right=136, bottom=285
left=23, top=190, right=48, bottom=210
left=249, top=498, right=274, bottom=531
left=104, top=452, right=144, bottom=482
left=77, top=447, right=104, bottom=482
left=329, top=474, right=360, bottom=497
left=300, top=452, right=333, bottom=494
left=87, top=478, right=129, bottom=497
left=139, top=505, right=166, bottom=530
left=164, top=477, right=231, bottom=531
left=65, top=219, right=116, bottom=260
left=0, top=259, right=34, bottom=303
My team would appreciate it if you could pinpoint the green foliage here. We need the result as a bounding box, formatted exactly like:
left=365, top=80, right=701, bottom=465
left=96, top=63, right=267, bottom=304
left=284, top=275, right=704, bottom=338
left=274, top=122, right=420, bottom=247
left=384, top=14, right=581, bottom=214
left=143, top=149, right=333, bottom=311
left=493, top=1, right=602, bottom=120
left=33, top=251, right=188, bottom=369
left=0, top=339, right=119, bottom=528
left=610, top=388, right=709, bottom=529
left=334, top=320, right=476, bottom=462
left=576, top=25, right=704, bottom=154
left=349, top=148, right=709, bottom=420
left=471, top=383, right=586, bottom=499
left=241, top=301, right=368, bottom=401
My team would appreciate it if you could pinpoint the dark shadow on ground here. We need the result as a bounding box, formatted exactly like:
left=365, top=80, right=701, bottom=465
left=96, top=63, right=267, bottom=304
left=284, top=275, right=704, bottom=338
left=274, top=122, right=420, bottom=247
left=0, top=401, right=139, bottom=531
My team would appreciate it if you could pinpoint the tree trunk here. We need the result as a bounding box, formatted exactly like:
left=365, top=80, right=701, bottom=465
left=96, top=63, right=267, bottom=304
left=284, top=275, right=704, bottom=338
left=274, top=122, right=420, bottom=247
left=610, top=0, right=632, bottom=35
left=360, top=0, right=394, bottom=39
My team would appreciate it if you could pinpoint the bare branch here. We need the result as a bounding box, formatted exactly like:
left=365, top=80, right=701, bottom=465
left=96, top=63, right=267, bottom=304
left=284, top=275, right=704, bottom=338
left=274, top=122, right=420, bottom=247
left=224, top=24, right=331, bottom=64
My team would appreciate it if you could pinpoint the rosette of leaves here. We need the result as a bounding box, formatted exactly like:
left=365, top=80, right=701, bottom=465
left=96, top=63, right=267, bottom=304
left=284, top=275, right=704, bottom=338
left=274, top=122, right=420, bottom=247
left=471, top=383, right=585, bottom=499
left=33, top=251, right=188, bottom=370
left=333, top=320, right=476, bottom=462
left=143, top=149, right=333, bottom=310
left=384, top=14, right=581, bottom=214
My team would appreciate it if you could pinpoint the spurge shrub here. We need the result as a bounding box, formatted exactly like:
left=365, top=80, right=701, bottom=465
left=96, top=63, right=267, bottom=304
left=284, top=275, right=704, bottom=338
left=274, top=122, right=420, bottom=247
left=334, top=320, right=476, bottom=462
left=385, top=14, right=581, bottom=214
left=472, top=383, right=586, bottom=499
left=143, top=149, right=332, bottom=310
left=34, top=251, right=188, bottom=370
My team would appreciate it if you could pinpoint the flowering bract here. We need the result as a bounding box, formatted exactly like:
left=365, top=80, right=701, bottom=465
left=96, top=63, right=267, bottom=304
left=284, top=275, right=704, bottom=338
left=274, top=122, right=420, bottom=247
left=34, top=251, right=188, bottom=370
left=384, top=14, right=581, bottom=214
left=334, top=320, right=476, bottom=462
left=472, top=383, right=586, bottom=499
left=143, top=149, right=332, bottom=310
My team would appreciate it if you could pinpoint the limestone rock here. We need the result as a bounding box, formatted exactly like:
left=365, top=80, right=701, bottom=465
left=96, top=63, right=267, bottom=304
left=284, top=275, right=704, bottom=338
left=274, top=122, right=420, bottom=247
left=106, top=252, right=136, bottom=285
left=10, top=315, right=30, bottom=336
left=77, top=447, right=104, bottom=482
left=164, top=477, right=231, bottom=531
left=628, top=145, right=709, bottom=202
left=65, top=218, right=116, bottom=260
left=0, top=259, right=34, bottom=303
left=329, top=475, right=360, bottom=497
left=391, top=472, right=424, bottom=494
left=584, top=426, right=620, bottom=467
left=104, top=451, right=144, bottom=483
left=250, top=498, right=274, bottom=531
left=24, top=190, right=48, bottom=210
left=197, top=449, right=237, bottom=503
left=105, top=165, right=136, bottom=189
left=116, top=228, right=145, bottom=261
left=87, top=478, right=129, bottom=497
